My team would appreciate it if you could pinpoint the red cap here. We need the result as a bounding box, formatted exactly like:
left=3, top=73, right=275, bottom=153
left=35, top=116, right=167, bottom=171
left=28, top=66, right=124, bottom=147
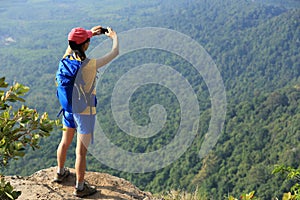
left=68, top=27, right=93, bottom=44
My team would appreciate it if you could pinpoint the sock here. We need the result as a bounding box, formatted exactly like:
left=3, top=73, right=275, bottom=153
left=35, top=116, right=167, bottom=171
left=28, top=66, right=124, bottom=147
left=57, top=167, right=65, bottom=175
left=76, top=181, right=84, bottom=191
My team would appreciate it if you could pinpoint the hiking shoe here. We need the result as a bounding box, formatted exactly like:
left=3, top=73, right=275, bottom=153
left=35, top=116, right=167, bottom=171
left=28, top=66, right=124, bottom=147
left=53, top=168, right=70, bottom=183
left=73, top=183, right=97, bottom=198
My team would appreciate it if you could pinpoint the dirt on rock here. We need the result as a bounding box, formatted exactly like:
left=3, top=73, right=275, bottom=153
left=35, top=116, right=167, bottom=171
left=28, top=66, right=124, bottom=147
left=5, top=167, right=157, bottom=200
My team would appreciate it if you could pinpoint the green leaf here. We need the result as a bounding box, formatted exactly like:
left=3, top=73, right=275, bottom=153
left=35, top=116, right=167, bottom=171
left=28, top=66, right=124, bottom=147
left=228, top=196, right=238, bottom=200
left=13, top=83, right=30, bottom=95
left=14, top=142, right=23, bottom=150
left=0, top=77, right=8, bottom=88
left=0, top=138, right=5, bottom=146
left=5, top=191, right=14, bottom=200
left=12, top=191, right=21, bottom=198
left=33, top=134, right=40, bottom=140
left=6, top=93, right=25, bottom=102
left=272, top=165, right=284, bottom=174
left=14, top=151, right=25, bottom=158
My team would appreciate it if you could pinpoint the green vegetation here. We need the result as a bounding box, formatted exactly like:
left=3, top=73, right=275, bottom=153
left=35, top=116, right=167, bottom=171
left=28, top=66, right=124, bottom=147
left=0, top=178, right=21, bottom=200
left=273, top=165, right=300, bottom=199
left=157, top=165, right=300, bottom=199
left=0, top=77, right=56, bottom=199
left=157, top=189, right=257, bottom=200
left=0, top=0, right=299, bottom=199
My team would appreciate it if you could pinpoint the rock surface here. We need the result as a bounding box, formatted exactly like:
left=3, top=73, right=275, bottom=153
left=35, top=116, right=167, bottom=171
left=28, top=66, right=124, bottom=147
left=5, top=167, right=156, bottom=200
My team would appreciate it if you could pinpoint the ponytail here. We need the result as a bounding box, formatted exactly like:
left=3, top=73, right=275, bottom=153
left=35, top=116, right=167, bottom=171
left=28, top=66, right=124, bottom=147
left=68, top=40, right=88, bottom=61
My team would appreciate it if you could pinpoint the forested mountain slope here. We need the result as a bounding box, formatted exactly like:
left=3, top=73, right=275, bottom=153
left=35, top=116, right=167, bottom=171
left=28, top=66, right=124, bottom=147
left=1, top=0, right=299, bottom=199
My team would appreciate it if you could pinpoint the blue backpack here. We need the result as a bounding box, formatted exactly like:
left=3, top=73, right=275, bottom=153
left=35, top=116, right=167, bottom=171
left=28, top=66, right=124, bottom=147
left=56, top=55, right=96, bottom=116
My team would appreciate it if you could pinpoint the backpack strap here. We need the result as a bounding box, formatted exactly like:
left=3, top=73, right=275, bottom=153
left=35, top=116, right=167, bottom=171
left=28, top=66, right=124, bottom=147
left=57, top=108, right=64, bottom=118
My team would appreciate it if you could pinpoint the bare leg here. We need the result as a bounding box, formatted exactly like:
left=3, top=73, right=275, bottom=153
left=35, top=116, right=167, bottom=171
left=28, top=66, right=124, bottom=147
left=75, top=133, right=91, bottom=183
left=57, top=126, right=76, bottom=169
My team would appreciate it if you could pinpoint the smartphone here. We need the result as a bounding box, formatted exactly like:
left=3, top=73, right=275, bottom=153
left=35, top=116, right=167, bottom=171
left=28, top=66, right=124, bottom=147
left=101, top=28, right=108, bottom=34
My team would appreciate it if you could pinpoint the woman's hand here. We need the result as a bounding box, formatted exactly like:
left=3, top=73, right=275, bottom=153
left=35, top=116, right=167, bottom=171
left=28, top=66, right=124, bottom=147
left=105, top=27, right=117, bottom=39
left=90, top=26, right=102, bottom=36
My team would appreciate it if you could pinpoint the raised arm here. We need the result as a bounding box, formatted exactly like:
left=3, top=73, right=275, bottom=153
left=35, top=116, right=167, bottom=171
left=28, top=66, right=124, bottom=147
left=96, top=27, right=119, bottom=69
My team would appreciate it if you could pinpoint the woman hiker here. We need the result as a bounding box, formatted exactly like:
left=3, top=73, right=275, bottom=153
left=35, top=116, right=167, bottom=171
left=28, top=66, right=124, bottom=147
left=54, top=25, right=119, bottom=198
